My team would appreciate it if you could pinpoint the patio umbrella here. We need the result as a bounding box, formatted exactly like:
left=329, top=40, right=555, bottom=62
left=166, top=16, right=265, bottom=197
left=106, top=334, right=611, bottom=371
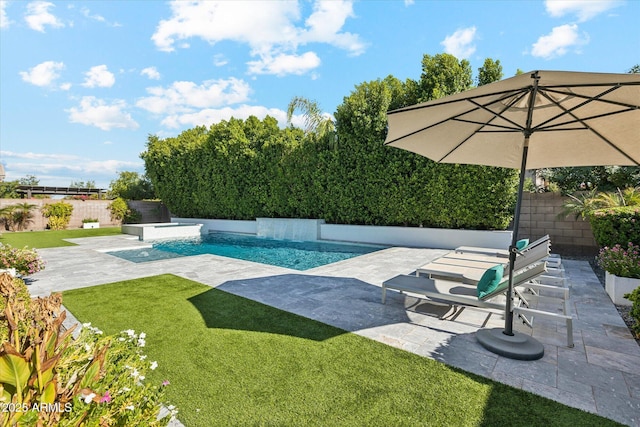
left=384, top=70, right=640, bottom=360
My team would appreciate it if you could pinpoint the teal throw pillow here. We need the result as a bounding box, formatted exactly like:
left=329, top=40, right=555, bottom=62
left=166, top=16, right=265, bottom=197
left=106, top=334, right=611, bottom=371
left=476, top=264, right=504, bottom=299
left=516, top=239, right=529, bottom=250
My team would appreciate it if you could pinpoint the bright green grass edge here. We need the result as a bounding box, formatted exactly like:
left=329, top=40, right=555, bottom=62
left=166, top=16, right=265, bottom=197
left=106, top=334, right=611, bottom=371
left=61, top=274, right=619, bottom=427
left=0, top=227, right=123, bottom=249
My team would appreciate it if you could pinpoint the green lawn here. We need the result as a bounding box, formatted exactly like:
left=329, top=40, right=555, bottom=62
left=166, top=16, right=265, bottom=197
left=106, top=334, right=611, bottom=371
left=61, top=274, right=618, bottom=427
left=0, top=227, right=123, bottom=248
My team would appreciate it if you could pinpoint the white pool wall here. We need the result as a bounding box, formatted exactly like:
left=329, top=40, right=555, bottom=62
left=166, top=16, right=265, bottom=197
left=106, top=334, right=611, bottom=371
left=122, top=223, right=203, bottom=241
left=170, top=218, right=512, bottom=250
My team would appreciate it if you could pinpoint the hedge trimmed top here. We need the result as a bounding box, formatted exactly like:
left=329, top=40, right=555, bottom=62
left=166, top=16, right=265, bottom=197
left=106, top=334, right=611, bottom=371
left=142, top=57, right=520, bottom=229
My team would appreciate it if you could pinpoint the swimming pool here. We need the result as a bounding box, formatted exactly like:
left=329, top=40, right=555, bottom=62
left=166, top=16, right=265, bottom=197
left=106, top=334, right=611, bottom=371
left=107, top=232, right=387, bottom=270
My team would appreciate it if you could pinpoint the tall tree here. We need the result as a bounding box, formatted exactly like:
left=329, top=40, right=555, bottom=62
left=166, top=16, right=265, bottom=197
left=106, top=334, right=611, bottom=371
left=286, top=96, right=336, bottom=142
left=477, top=58, right=503, bottom=86
left=109, top=171, right=155, bottom=200
left=419, top=53, right=473, bottom=102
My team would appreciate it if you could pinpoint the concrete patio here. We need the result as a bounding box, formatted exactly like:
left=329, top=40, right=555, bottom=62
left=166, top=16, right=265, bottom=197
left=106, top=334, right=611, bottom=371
left=28, top=234, right=640, bottom=426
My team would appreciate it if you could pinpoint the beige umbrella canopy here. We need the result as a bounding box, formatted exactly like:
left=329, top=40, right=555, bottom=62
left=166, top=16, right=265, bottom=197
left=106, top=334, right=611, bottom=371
left=384, top=70, right=640, bottom=360
left=386, top=70, right=640, bottom=168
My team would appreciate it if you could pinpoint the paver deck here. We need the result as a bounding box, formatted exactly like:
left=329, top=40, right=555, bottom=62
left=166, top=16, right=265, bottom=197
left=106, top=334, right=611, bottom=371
left=28, top=234, right=640, bottom=426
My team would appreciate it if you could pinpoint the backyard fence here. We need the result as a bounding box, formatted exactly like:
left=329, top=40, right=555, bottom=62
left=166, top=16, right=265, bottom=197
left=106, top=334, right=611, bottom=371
left=0, top=195, right=598, bottom=254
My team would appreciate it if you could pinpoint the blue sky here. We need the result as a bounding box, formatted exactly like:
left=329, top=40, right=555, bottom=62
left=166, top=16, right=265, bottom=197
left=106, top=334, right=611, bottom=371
left=1, top=0, right=638, bottom=189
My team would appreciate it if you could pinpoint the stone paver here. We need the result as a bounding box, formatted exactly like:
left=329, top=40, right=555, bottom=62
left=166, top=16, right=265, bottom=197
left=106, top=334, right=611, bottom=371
left=29, top=235, right=640, bottom=426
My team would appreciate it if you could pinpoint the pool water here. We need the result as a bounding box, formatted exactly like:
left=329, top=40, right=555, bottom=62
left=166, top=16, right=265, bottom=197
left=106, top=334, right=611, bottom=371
left=107, top=232, right=387, bottom=270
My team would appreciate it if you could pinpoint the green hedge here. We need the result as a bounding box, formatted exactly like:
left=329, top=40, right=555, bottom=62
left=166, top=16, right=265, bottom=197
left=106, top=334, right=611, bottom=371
left=142, top=80, right=519, bottom=230
left=589, top=206, right=640, bottom=247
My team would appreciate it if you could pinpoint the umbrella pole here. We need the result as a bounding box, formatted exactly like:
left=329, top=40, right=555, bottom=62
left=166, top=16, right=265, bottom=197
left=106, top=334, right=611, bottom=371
left=476, top=141, right=545, bottom=360
left=504, top=145, right=529, bottom=336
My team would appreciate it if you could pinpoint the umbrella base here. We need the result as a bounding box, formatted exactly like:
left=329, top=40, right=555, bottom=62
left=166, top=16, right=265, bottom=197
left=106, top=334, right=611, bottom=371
left=476, top=328, right=544, bottom=361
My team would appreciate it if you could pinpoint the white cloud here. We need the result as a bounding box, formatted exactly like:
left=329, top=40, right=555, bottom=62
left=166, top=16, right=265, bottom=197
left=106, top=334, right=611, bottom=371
left=60, top=82, right=72, bottom=90
left=80, top=7, right=121, bottom=27
left=404, top=0, right=415, bottom=5
left=1, top=1, right=13, bottom=29
left=19, top=60, right=64, bottom=87
left=531, top=24, right=589, bottom=59
left=80, top=6, right=104, bottom=22
left=151, top=0, right=364, bottom=76
left=0, top=150, right=78, bottom=162
left=213, top=54, right=228, bottom=67
left=0, top=150, right=142, bottom=186
left=300, top=1, right=365, bottom=55
left=160, top=104, right=291, bottom=129
left=82, top=65, right=115, bottom=88
left=545, top=0, right=622, bottom=22
left=136, top=78, right=251, bottom=115
left=441, top=27, right=477, bottom=59
left=67, top=96, right=139, bottom=131
left=141, top=66, right=161, bottom=80
left=24, top=1, right=64, bottom=32
left=247, top=51, right=321, bottom=76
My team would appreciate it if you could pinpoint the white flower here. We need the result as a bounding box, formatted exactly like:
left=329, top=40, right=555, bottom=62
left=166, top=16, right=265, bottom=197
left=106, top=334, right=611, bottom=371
left=150, top=361, right=158, bottom=370
left=139, top=355, right=147, bottom=361
left=84, top=343, right=92, bottom=352
left=82, top=322, right=92, bottom=328
left=139, top=332, right=146, bottom=339
left=167, top=405, right=175, bottom=410
left=123, top=329, right=136, bottom=338
left=137, top=338, right=146, bottom=347
left=120, top=387, right=131, bottom=393
left=138, top=375, right=145, bottom=381
left=82, top=393, right=96, bottom=404
left=118, top=337, right=125, bottom=342
left=126, top=405, right=135, bottom=411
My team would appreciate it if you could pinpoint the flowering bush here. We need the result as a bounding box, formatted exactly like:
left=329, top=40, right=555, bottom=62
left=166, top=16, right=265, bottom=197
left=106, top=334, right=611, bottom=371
left=596, top=242, right=640, bottom=279
left=0, top=273, right=176, bottom=426
left=0, top=243, right=45, bottom=275
left=53, top=325, right=177, bottom=426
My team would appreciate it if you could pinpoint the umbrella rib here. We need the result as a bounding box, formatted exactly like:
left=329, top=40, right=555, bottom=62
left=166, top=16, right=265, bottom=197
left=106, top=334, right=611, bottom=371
left=383, top=89, right=530, bottom=146
left=436, top=91, right=532, bottom=162
left=532, top=84, right=637, bottom=132
left=533, top=88, right=640, bottom=164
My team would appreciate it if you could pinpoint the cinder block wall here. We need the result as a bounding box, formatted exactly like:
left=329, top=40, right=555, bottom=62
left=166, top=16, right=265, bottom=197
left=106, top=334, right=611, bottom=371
left=518, top=192, right=598, bottom=256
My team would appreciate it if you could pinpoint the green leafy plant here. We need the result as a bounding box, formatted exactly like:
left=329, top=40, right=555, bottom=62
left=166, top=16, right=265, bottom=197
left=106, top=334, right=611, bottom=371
left=560, top=187, right=640, bottom=220
left=596, top=242, right=640, bottom=279
left=0, top=244, right=45, bottom=276
left=41, top=202, right=73, bottom=230
left=108, top=198, right=128, bottom=223
left=0, top=273, right=175, bottom=426
left=624, top=286, right=640, bottom=338
left=81, top=218, right=99, bottom=223
left=0, top=203, right=38, bottom=232
left=589, top=206, right=640, bottom=248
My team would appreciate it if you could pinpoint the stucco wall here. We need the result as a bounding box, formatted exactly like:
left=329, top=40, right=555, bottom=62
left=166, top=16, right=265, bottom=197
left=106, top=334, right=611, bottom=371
left=0, top=199, right=170, bottom=230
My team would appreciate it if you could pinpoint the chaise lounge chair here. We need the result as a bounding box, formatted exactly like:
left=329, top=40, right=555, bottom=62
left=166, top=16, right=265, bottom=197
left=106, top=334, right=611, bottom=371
left=416, top=236, right=552, bottom=285
left=455, top=234, right=563, bottom=270
left=382, top=262, right=574, bottom=347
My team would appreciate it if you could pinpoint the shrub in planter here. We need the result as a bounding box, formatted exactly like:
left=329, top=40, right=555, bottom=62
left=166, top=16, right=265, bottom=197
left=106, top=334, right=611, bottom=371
left=41, top=201, right=74, bottom=230
left=596, top=242, right=640, bottom=279
left=0, top=243, right=45, bottom=276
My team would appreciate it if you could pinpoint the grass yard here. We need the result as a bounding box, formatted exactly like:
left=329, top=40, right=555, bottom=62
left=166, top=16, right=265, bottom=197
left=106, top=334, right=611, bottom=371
left=0, top=227, right=123, bottom=248
left=61, top=274, right=618, bottom=427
